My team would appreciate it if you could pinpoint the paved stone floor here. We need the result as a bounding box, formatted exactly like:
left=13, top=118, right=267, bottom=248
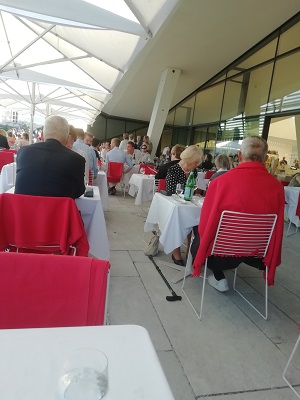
left=104, top=192, right=300, bottom=399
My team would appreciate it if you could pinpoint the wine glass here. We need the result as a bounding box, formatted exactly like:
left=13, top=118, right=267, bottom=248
left=140, top=167, right=145, bottom=175
left=176, top=183, right=183, bottom=197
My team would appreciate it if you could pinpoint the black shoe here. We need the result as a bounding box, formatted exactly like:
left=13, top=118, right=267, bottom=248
left=172, top=254, right=184, bottom=266
left=109, top=186, right=116, bottom=195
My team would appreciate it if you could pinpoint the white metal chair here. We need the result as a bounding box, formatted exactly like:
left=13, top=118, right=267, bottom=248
left=283, top=324, right=300, bottom=398
left=181, top=211, right=277, bottom=320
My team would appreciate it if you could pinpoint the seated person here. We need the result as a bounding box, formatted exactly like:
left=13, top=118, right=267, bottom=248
left=288, top=173, right=300, bottom=187
left=209, top=154, right=230, bottom=182
left=106, top=137, right=133, bottom=195
left=15, top=115, right=85, bottom=199
left=193, top=136, right=285, bottom=292
left=0, top=129, right=9, bottom=149
left=140, top=145, right=152, bottom=163
left=199, top=153, right=214, bottom=170
left=126, top=141, right=142, bottom=164
left=166, top=145, right=203, bottom=265
left=155, top=144, right=185, bottom=179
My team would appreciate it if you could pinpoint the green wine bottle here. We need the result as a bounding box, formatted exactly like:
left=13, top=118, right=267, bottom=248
left=183, top=171, right=195, bottom=201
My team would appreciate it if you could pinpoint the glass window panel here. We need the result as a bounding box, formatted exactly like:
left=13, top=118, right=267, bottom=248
left=278, top=21, right=300, bottom=55
left=165, top=109, right=175, bottom=126
left=193, top=83, right=224, bottom=125
left=107, top=118, right=125, bottom=137
left=230, top=39, right=277, bottom=72
left=221, top=78, right=246, bottom=121
left=244, top=62, right=273, bottom=116
left=268, top=51, right=300, bottom=113
left=173, top=97, right=195, bottom=126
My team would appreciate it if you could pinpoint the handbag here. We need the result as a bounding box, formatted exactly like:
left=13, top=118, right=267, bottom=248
left=144, top=231, right=160, bottom=256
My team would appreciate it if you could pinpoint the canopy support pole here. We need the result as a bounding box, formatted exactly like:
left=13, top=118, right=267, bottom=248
left=29, top=82, right=36, bottom=144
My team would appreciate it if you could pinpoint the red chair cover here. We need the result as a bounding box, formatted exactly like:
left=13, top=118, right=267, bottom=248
left=107, top=162, right=123, bottom=183
left=0, top=193, right=89, bottom=256
left=204, top=170, right=215, bottom=179
left=139, top=164, right=158, bottom=175
left=157, top=179, right=166, bottom=192
left=296, top=193, right=300, bottom=218
left=0, top=252, right=110, bottom=328
left=280, top=181, right=290, bottom=187
left=0, top=150, right=15, bottom=173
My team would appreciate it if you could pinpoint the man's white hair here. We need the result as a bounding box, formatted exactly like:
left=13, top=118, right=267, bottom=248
left=240, top=136, right=268, bottom=163
left=43, top=116, right=69, bottom=144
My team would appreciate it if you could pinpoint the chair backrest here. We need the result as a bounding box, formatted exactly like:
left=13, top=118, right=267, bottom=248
left=88, top=169, right=94, bottom=185
left=153, top=178, right=166, bottom=194
left=280, top=180, right=290, bottom=187
left=140, top=164, right=158, bottom=175
left=0, top=193, right=89, bottom=256
left=212, top=211, right=277, bottom=258
left=204, top=170, right=215, bottom=179
left=0, top=150, right=14, bottom=173
left=0, top=252, right=110, bottom=328
left=107, top=162, right=123, bottom=183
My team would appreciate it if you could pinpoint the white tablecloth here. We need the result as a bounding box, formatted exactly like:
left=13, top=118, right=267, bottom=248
left=0, top=325, right=175, bottom=400
left=6, top=185, right=110, bottom=260
left=94, top=170, right=109, bottom=211
left=123, top=164, right=140, bottom=186
left=144, top=193, right=203, bottom=254
left=284, top=186, right=300, bottom=227
left=128, top=173, right=155, bottom=205
left=76, top=186, right=110, bottom=260
left=0, top=162, right=16, bottom=193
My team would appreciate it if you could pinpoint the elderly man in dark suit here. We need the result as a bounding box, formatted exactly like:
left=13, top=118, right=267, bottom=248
left=15, top=115, right=85, bottom=199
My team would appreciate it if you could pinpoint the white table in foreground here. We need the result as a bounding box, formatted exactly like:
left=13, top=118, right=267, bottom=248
left=94, top=170, right=109, bottom=211
left=284, top=186, right=300, bottom=227
left=128, top=173, right=155, bottom=205
left=0, top=162, right=16, bottom=193
left=76, top=186, right=110, bottom=260
left=144, top=193, right=203, bottom=254
left=0, top=325, right=175, bottom=400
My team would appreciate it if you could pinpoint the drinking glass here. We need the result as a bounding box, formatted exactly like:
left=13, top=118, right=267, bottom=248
left=140, top=167, right=145, bottom=175
left=176, top=183, right=183, bottom=196
left=57, top=348, right=108, bottom=400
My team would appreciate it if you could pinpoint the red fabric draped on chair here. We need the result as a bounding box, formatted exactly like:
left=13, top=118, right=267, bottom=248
left=0, top=193, right=89, bottom=256
left=0, top=150, right=15, bottom=173
left=107, top=162, right=123, bottom=184
left=0, top=252, right=110, bottom=328
left=204, top=170, right=215, bottom=179
left=139, top=164, right=158, bottom=175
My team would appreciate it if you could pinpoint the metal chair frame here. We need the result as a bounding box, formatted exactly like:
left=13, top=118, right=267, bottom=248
left=283, top=324, right=300, bottom=399
left=181, top=211, right=277, bottom=320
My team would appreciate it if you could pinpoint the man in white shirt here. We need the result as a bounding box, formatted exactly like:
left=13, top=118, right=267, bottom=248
left=126, top=141, right=142, bottom=164
left=73, top=130, right=98, bottom=179
left=119, top=133, right=129, bottom=151
left=101, top=142, right=111, bottom=163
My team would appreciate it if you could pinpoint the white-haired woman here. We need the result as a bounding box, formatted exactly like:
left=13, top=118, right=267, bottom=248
left=166, top=145, right=202, bottom=265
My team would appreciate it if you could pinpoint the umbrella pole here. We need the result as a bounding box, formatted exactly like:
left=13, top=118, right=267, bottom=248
left=29, top=82, right=35, bottom=144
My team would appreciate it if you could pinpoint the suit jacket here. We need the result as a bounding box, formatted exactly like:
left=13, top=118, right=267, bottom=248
left=15, top=139, right=85, bottom=199
left=0, top=135, right=9, bottom=149
left=193, top=162, right=285, bottom=285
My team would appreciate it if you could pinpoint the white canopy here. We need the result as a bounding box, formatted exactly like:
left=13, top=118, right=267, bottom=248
left=0, top=0, right=177, bottom=128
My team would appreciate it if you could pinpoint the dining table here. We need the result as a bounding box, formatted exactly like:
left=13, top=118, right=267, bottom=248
left=144, top=193, right=203, bottom=254
left=6, top=185, right=110, bottom=261
left=0, top=324, right=175, bottom=400
left=128, top=173, right=155, bottom=205
left=0, top=162, right=16, bottom=193
left=94, top=170, right=109, bottom=211
left=284, top=186, right=300, bottom=228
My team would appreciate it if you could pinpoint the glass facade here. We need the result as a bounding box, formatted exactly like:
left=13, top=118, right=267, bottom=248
left=163, top=13, right=300, bottom=161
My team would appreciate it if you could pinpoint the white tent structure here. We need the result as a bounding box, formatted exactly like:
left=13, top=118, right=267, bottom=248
left=0, top=0, right=178, bottom=131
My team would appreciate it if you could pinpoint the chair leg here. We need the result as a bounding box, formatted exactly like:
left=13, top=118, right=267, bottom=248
left=283, top=331, right=300, bottom=399
left=233, top=266, right=268, bottom=320
left=286, top=219, right=299, bottom=237
left=181, top=260, right=207, bottom=320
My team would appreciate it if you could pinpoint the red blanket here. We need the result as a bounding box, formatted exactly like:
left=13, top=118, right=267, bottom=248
left=193, top=162, right=285, bottom=285
left=0, top=193, right=89, bottom=256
